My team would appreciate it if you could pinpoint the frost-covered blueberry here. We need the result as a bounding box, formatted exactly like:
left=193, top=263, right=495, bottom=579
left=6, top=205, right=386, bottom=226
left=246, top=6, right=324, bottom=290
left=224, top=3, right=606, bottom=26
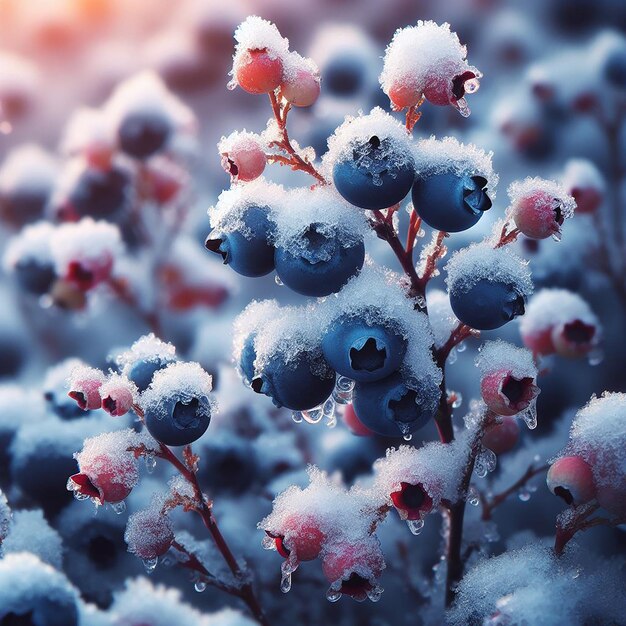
left=321, top=313, right=407, bottom=383
left=67, top=365, right=106, bottom=411
left=547, top=456, right=596, bottom=506
left=275, top=223, right=365, bottom=297
left=445, top=244, right=532, bottom=331
left=118, top=109, right=172, bottom=159
left=481, top=417, right=521, bottom=455
left=322, top=538, right=385, bottom=602
left=219, top=131, right=266, bottom=183
left=141, top=362, right=214, bottom=446
left=231, top=17, right=287, bottom=94
left=206, top=206, right=275, bottom=278
left=70, top=430, right=140, bottom=505
left=352, top=372, right=440, bottom=438
left=508, top=178, right=576, bottom=240
left=125, top=509, right=174, bottom=560
left=117, top=334, right=177, bottom=393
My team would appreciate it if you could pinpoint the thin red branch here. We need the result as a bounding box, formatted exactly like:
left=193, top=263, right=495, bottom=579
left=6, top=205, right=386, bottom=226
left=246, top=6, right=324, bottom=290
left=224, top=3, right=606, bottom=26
left=494, top=221, right=521, bottom=248
left=405, top=97, right=424, bottom=133
left=405, top=210, right=422, bottom=260
left=416, top=230, right=448, bottom=290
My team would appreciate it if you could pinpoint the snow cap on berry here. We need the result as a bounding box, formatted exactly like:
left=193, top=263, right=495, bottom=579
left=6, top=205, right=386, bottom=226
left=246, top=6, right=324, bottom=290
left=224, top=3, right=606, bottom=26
left=445, top=243, right=533, bottom=297
left=426, top=289, right=459, bottom=349
left=232, top=299, right=282, bottom=366
left=116, top=333, right=177, bottom=374
left=140, top=361, right=215, bottom=423
left=475, top=340, right=537, bottom=380
left=3, top=221, right=55, bottom=272
left=99, top=373, right=137, bottom=417
left=68, top=365, right=107, bottom=410
left=413, top=136, right=498, bottom=195
left=59, top=107, right=114, bottom=161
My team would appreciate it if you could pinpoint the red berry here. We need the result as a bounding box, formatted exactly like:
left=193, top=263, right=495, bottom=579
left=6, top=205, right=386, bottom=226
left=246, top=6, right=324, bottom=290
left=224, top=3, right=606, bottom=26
left=235, top=48, right=283, bottom=94
left=547, top=455, right=596, bottom=506
left=551, top=319, right=599, bottom=359
left=220, top=137, right=266, bottom=183
left=280, top=68, right=320, bottom=107
left=268, top=513, right=325, bottom=562
left=510, top=190, right=565, bottom=240
left=100, top=385, right=134, bottom=417
left=343, top=404, right=374, bottom=437
left=125, top=509, right=174, bottom=560
left=65, top=255, right=113, bottom=291
left=390, top=481, right=433, bottom=521
left=480, top=370, right=539, bottom=417
left=388, top=80, right=421, bottom=110
left=571, top=186, right=602, bottom=214
left=68, top=369, right=104, bottom=410
left=521, top=327, right=556, bottom=357
left=482, top=416, right=521, bottom=455
left=70, top=453, right=137, bottom=505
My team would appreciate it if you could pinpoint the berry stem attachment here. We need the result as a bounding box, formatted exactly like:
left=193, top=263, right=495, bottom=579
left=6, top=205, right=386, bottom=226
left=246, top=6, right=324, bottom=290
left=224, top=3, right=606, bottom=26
left=494, top=220, right=521, bottom=248
left=405, top=97, right=425, bottom=133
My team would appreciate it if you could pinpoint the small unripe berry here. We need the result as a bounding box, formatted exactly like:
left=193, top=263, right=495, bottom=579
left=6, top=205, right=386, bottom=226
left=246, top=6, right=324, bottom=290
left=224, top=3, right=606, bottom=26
left=280, top=68, right=320, bottom=107
left=125, top=509, right=174, bottom=560
left=267, top=513, right=325, bottom=562
left=510, top=190, right=566, bottom=240
left=480, top=370, right=539, bottom=417
left=551, top=319, right=599, bottom=358
left=235, top=49, right=283, bottom=94
left=547, top=455, right=596, bottom=506
left=68, top=367, right=105, bottom=410
left=220, top=136, right=266, bottom=183
left=482, top=417, right=521, bottom=455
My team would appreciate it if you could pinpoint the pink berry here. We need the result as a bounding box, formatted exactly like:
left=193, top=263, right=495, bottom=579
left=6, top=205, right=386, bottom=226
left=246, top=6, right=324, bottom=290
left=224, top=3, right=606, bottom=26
left=125, top=509, right=174, bottom=560
left=388, top=80, right=422, bottom=110
left=521, top=326, right=556, bottom=357
left=390, top=481, right=433, bottom=521
left=510, top=190, right=565, bottom=240
left=71, top=452, right=138, bottom=505
left=235, top=48, right=283, bottom=94
left=551, top=319, right=599, bottom=358
left=322, top=540, right=384, bottom=601
left=280, top=68, right=320, bottom=107
left=343, top=404, right=374, bottom=437
left=100, top=385, right=134, bottom=417
left=221, top=137, right=266, bottom=183
left=480, top=370, right=539, bottom=417
left=547, top=455, right=596, bottom=506
left=423, top=66, right=478, bottom=107
left=68, top=376, right=104, bottom=411
left=65, top=255, right=114, bottom=291
left=267, top=513, right=325, bottom=562
left=482, top=417, right=521, bottom=455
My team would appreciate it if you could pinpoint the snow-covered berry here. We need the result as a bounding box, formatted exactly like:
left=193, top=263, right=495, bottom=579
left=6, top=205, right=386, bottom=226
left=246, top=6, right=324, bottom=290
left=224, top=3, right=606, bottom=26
left=125, top=509, right=174, bottom=560
left=547, top=455, right=596, bottom=506
left=68, top=365, right=106, bottom=411
left=219, top=131, right=267, bottom=182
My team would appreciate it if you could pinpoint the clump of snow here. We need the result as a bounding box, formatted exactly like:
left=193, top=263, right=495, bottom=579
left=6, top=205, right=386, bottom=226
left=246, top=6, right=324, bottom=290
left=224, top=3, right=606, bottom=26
left=205, top=609, right=258, bottom=626
left=0, top=144, right=57, bottom=196
left=568, top=392, right=625, bottom=491
left=318, top=263, right=442, bottom=386
left=0, top=384, right=46, bottom=434
left=116, top=333, right=177, bottom=372
left=3, top=221, right=56, bottom=269
left=68, top=364, right=106, bottom=389
left=413, top=136, right=498, bottom=194
left=99, top=373, right=138, bottom=404
left=476, top=340, right=537, bottom=379
left=322, top=107, right=414, bottom=172
left=208, top=177, right=283, bottom=238
left=281, top=50, right=320, bottom=84
left=272, top=186, right=370, bottom=254
left=380, top=22, right=479, bottom=99
left=218, top=129, right=267, bottom=158
left=519, top=289, right=598, bottom=336
left=508, top=176, right=576, bottom=217
left=50, top=218, right=123, bottom=277
left=445, top=243, right=533, bottom=297
left=426, top=289, right=459, bottom=349
left=232, top=299, right=282, bottom=366
left=59, top=107, right=114, bottom=157
left=1, top=509, right=63, bottom=569
left=141, top=362, right=214, bottom=422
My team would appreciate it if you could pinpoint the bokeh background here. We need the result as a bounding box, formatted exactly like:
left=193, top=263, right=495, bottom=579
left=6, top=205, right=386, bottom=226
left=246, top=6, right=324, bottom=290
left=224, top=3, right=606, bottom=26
left=0, top=0, right=624, bottom=624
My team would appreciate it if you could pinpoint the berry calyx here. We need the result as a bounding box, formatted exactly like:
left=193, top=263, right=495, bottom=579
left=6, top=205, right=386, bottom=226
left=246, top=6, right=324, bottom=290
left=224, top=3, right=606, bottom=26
left=551, top=319, right=599, bottom=358
left=390, top=481, right=433, bottom=520
left=480, top=370, right=539, bottom=417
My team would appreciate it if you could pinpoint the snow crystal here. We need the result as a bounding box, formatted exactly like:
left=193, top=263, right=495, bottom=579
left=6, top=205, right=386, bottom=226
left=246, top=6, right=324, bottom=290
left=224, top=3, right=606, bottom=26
left=116, top=333, right=177, bottom=372
left=0, top=384, right=46, bottom=434
left=232, top=15, right=289, bottom=65
left=141, top=362, right=214, bottom=422
left=50, top=218, right=123, bottom=276
left=508, top=176, right=576, bottom=218
left=0, top=144, right=57, bottom=197
left=519, top=289, right=598, bottom=335
left=281, top=50, right=320, bottom=84
left=0, top=553, right=79, bottom=620
left=1, top=509, right=63, bottom=569
left=317, top=263, right=442, bottom=387
left=561, top=158, right=606, bottom=195
left=445, top=243, right=533, bottom=297
left=109, top=577, right=209, bottom=626
left=232, top=299, right=282, bottom=368
left=380, top=21, right=479, bottom=99
left=569, top=392, right=626, bottom=490
left=426, top=289, right=459, bottom=349
left=0, top=491, right=10, bottom=543
left=60, top=107, right=114, bottom=157
left=3, top=221, right=56, bottom=269
left=322, top=107, right=414, bottom=173
left=208, top=178, right=283, bottom=238
left=475, top=340, right=537, bottom=379
left=271, top=185, right=370, bottom=253
left=412, top=136, right=498, bottom=194
left=68, top=364, right=107, bottom=389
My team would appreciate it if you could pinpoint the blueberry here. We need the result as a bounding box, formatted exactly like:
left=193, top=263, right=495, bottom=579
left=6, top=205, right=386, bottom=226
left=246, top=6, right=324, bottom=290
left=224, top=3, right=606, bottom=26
left=14, top=259, right=56, bottom=296
left=321, top=314, right=407, bottom=382
left=333, top=135, right=415, bottom=210
left=239, top=332, right=257, bottom=384
left=0, top=186, right=50, bottom=227
left=0, top=595, right=78, bottom=626
left=67, top=165, right=130, bottom=219
left=144, top=394, right=211, bottom=446
left=274, top=223, right=365, bottom=297
left=352, top=372, right=440, bottom=438
left=118, top=109, right=172, bottom=159
left=127, top=357, right=174, bottom=392
left=251, top=351, right=335, bottom=411
left=411, top=173, right=492, bottom=233
left=605, top=48, right=626, bottom=89
left=205, top=206, right=275, bottom=277
left=196, top=435, right=257, bottom=494
left=323, top=54, right=367, bottom=97
left=449, top=278, right=526, bottom=330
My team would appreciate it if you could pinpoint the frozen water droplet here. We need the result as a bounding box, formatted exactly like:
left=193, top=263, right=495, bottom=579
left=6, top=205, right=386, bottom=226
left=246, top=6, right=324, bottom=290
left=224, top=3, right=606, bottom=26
left=280, top=571, right=292, bottom=593
left=110, top=500, right=126, bottom=515
left=333, top=376, right=354, bottom=404
left=66, top=478, right=75, bottom=492
left=448, top=347, right=458, bottom=364
left=518, top=489, right=531, bottom=502
left=407, top=518, right=424, bottom=535
left=457, top=341, right=466, bottom=353
left=403, top=433, right=413, bottom=441
left=227, top=79, right=237, bottom=91
left=323, top=397, right=336, bottom=417
left=417, top=228, right=426, bottom=237
left=301, top=405, right=324, bottom=424
left=73, top=491, right=89, bottom=501
left=521, top=403, right=537, bottom=430
left=143, top=556, right=158, bottom=574
left=464, top=77, right=481, bottom=94
left=274, top=275, right=283, bottom=286
left=467, top=485, right=480, bottom=506
left=587, top=348, right=604, bottom=366
left=397, top=421, right=412, bottom=438
left=551, top=230, right=562, bottom=242
left=262, top=535, right=275, bottom=550
left=454, top=97, right=471, bottom=118
left=367, top=585, right=384, bottom=602
left=291, top=411, right=303, bottom=424
left=326, top=587, right=342, bottom=602
left=194, top=581, right=207, bottom=592
left=145, top=454, right=156, bottom=473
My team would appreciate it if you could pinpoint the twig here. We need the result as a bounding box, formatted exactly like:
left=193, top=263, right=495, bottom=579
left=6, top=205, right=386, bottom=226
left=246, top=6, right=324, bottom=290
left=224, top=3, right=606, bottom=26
left=494, top=220, right=520, bottom=249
